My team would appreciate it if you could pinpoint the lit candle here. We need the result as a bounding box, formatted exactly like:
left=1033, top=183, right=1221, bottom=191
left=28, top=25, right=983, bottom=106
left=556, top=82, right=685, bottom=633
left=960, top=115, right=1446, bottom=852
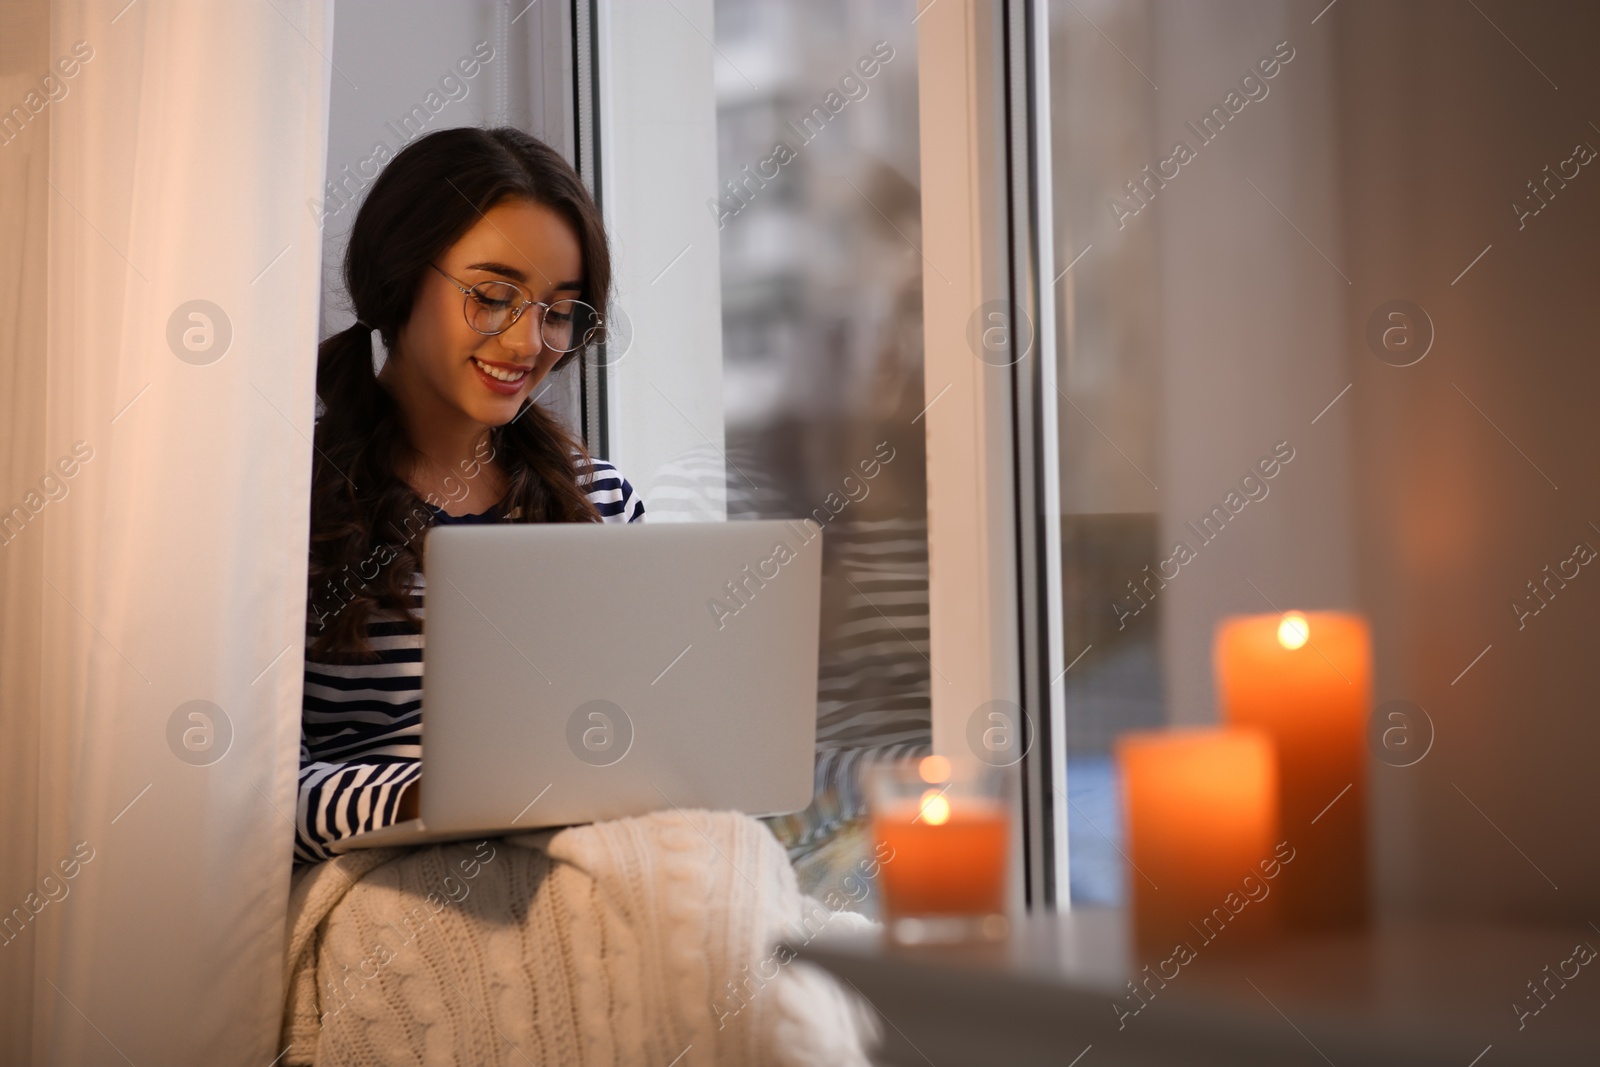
left=870, top=757, right=1008, bottom=938
left=1117, top=729, right=1280, bottom=953
left=1215, top=611, right=1371, bottom=929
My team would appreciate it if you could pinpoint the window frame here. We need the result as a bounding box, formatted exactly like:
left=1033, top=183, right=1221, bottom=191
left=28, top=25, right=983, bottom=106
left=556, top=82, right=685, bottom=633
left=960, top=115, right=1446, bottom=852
left=915, top=0, right=1068, bottom=911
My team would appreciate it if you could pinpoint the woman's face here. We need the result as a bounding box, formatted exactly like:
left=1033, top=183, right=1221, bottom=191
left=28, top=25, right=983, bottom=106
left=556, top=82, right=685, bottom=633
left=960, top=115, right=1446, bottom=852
left=389, top=198, right=584, bottom=428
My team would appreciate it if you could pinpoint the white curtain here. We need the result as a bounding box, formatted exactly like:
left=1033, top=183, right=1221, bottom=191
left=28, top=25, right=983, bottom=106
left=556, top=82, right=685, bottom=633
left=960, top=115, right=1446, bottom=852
left=1, top=2, right=332, bottom=1063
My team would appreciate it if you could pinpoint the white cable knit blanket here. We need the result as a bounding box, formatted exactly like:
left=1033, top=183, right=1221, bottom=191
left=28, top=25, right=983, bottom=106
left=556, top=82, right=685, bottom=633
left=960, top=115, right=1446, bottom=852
left=281, top=809, right=881, bottom=1066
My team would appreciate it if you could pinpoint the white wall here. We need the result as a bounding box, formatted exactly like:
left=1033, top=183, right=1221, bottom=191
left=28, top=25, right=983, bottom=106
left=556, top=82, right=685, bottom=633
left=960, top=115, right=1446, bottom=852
left=1336, top=0, right=1600, bottom=922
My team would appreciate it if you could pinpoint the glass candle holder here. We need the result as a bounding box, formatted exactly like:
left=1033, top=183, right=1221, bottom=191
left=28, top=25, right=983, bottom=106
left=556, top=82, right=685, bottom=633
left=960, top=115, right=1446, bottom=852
left=868, top=756, right=1010, bottom=945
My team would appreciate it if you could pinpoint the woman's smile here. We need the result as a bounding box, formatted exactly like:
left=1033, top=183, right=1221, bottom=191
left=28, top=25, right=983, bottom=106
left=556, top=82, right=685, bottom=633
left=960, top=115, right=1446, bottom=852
left=470, top=354, right=532, bottom=394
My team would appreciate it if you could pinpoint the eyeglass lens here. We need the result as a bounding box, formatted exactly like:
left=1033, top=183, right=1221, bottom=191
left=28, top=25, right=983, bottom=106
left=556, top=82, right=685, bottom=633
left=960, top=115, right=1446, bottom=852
left=466, top=281, right=604, bottom=351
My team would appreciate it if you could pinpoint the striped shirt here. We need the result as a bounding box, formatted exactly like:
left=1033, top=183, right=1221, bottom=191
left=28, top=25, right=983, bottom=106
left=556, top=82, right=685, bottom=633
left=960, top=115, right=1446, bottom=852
left=294, top=459, right=645, bottom=864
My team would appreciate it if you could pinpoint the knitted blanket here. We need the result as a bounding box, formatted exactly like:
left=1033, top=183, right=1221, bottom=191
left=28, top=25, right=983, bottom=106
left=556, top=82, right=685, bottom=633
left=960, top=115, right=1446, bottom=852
left=281, top=810, right=881, bottom=1066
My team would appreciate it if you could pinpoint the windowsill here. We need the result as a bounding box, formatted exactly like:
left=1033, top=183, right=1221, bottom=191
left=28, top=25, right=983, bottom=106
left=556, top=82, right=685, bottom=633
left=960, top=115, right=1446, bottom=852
left=793, top=908, right=1598, bottom=1065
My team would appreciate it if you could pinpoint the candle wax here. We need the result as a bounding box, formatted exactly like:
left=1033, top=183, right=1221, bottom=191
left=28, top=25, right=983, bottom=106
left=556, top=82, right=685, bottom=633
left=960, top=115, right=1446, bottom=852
left=872, top=799, right=1007, bottom=918
left=1118, top=728, right=1280, bottom=954
left=1216, top=611, right=1371, bottom=929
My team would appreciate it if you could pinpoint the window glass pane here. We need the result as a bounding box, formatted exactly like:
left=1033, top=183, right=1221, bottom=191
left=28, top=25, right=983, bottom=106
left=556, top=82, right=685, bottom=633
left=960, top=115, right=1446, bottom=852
left=713, top=0, right=929, bottom=908
left=1047, top=0, right=1165, bottom=911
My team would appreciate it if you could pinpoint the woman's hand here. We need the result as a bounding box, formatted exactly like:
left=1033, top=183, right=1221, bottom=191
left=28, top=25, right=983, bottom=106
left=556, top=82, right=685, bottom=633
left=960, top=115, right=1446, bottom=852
left=398, top=779, right=420, bottom=820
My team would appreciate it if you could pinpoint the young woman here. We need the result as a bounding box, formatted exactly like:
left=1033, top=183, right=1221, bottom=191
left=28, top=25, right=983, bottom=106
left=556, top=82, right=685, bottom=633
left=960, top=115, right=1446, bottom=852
left=294, top=127, right=643, bottom=864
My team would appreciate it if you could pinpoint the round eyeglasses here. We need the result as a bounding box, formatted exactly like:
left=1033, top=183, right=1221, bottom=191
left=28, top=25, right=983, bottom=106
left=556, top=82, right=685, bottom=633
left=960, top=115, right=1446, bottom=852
left=431, top=264, right=605, bottom=352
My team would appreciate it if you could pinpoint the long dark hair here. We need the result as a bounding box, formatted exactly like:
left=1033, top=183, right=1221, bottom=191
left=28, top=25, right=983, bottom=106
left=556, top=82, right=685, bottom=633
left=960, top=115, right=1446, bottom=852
left=308, top=126, right=607, bottom=660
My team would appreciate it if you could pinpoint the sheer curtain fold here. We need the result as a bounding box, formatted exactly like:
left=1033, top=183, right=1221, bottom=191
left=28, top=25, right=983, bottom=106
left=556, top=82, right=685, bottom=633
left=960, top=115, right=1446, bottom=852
left=2, top=2, right=333, bottom=1063
left=0, top=3, right=53, bottom=1063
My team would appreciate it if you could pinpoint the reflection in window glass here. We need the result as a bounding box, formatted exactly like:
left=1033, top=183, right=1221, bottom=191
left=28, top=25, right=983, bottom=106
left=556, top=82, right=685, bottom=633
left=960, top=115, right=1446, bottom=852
left=1049, top=0, right=1163, bottom=909
left=712, top=0, right=927, bottom=913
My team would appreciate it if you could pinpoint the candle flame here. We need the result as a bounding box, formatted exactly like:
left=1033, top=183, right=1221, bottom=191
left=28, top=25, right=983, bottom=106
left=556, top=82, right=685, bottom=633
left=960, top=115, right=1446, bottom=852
left=918, top=789, right=951, bottom=825
left=918, top=755, right=951, bottom=783
left=1278, top=613, right=1310, bottom=650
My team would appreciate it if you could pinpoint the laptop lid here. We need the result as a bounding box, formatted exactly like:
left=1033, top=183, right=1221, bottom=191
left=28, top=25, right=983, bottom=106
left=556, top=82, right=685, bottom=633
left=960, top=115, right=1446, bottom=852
left=418, top=519, right=822, bottom=832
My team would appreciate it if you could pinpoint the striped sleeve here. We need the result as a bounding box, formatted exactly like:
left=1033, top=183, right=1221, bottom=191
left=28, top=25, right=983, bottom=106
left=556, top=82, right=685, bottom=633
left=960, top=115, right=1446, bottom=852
left=578, top=457, right=645, bottom=523
left=294, top=753, right=421, bottom=864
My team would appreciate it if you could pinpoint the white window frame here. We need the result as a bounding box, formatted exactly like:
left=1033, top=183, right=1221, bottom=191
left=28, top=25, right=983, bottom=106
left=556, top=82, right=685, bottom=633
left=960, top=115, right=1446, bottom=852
left=588, top=0, right=728, bottom=520
left=916, top=0, right=1067, bottom=910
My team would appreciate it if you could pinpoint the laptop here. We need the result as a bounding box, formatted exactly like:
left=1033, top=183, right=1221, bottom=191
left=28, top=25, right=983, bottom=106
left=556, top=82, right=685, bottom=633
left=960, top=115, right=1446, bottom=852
left=330, top=519, right=822, bottom=852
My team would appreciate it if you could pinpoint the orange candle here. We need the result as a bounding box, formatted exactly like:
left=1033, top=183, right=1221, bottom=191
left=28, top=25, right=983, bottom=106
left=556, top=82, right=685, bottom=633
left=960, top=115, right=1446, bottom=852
left=869, top=757, right=1008, bottom=936
left=1117, top=728, right=1280, bottom=954
left=873, top=803, right=1008, bottom=917
left=1215, top=611, right=1371, bottom=929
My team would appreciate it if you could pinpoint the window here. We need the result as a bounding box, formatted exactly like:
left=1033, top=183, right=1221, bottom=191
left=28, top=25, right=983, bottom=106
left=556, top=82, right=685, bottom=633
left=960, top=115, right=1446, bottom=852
left=592, top=0, right=934, bottom=902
